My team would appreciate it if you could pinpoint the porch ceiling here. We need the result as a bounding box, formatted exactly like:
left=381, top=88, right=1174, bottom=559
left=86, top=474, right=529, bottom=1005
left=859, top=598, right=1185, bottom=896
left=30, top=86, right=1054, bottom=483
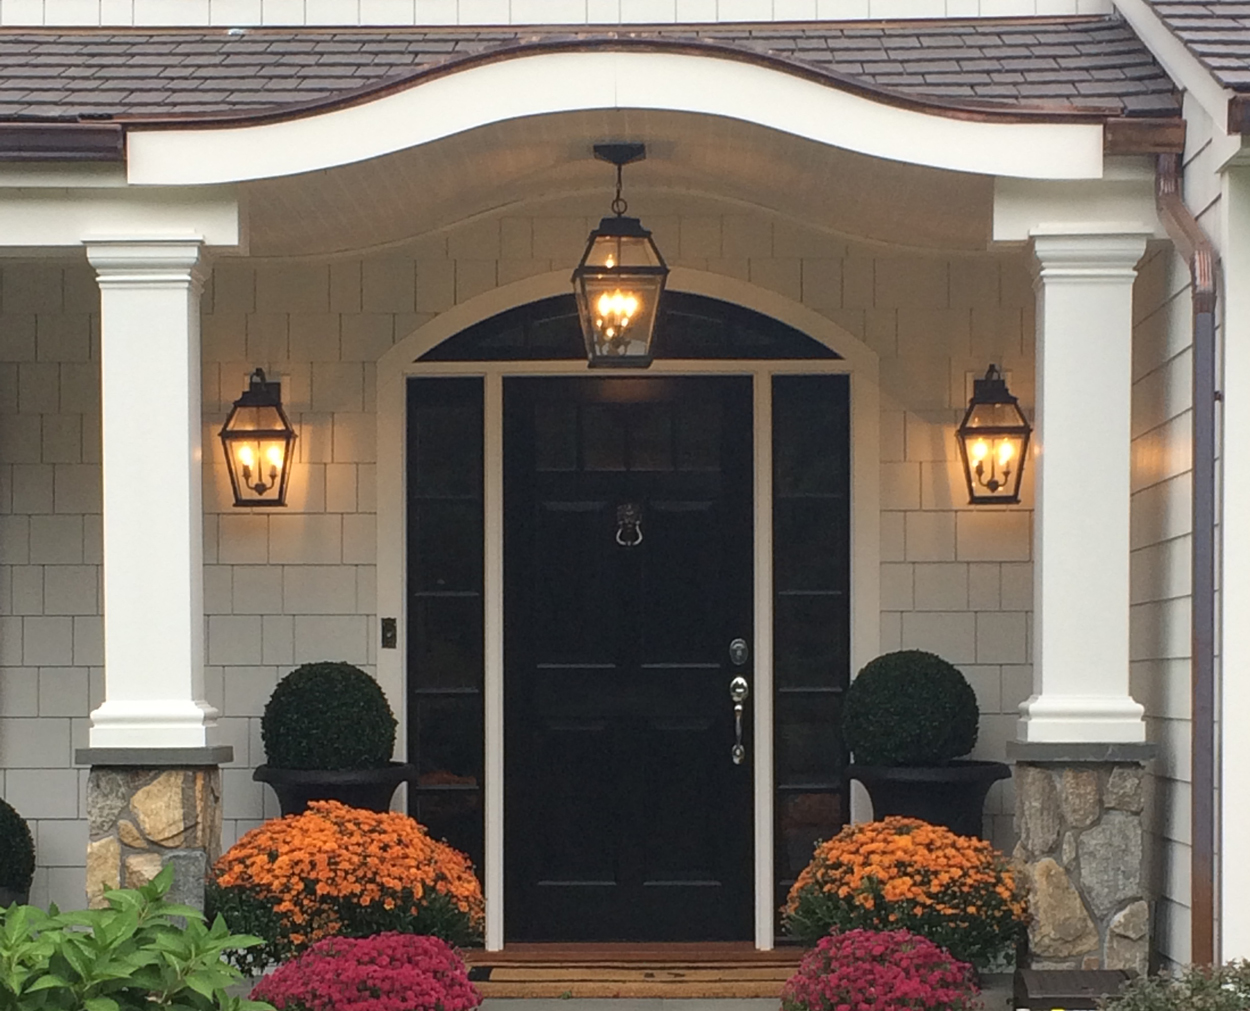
left=240, top=108, right=993, bottom=257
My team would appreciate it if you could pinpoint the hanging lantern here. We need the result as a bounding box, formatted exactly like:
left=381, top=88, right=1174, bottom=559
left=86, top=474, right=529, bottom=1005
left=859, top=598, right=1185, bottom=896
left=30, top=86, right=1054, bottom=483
left=572, top=143, right=669, bottom=368
left=219, top=368, right=296, bottom=507
left=956, top=365, right=1032, bottom=505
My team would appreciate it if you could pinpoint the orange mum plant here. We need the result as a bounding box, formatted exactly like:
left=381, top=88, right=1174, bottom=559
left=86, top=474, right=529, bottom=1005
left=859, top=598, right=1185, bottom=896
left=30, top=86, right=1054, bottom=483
left=783, top=817, right=1026, bottom=969
left=207, top=800, right=483, bottom=972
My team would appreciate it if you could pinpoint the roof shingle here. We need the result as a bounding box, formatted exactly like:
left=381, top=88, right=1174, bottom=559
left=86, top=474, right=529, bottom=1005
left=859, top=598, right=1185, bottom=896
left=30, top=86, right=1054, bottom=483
left=1147, top=0, right=1250, bottom=90
left=0, top=17, right=1179, bottom=122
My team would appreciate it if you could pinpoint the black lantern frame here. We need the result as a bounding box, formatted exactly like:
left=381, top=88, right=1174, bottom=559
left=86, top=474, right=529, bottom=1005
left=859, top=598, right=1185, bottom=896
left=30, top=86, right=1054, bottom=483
left=219, top=368, right=297, bottom=508
left=956, top=365, right=1032, bottom=505
left=571, top=142, right=669, bottom=368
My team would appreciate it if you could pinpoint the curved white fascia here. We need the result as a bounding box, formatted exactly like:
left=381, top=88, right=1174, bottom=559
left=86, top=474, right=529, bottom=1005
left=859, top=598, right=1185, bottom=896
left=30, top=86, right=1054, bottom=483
left=126, top=50, right=1105, bottom=186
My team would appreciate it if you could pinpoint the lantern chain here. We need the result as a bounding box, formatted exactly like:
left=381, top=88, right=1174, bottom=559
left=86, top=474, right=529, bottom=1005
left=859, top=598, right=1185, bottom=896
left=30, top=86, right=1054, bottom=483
left=612, top=163, right=627, bottom=216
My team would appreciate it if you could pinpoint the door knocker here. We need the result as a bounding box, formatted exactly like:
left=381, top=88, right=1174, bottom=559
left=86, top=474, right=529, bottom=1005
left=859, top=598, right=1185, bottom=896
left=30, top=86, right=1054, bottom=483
left=615, top=503, right=643, bottom=547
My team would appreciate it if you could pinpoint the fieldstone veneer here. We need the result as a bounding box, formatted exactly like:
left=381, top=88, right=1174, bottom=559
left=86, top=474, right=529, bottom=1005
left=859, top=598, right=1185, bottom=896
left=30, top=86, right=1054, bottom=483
left=86, top=768, right=221, bottom=909
left=79, top=748, right=232, bottom=910
left=1008, top=743, right=1157, bottom=975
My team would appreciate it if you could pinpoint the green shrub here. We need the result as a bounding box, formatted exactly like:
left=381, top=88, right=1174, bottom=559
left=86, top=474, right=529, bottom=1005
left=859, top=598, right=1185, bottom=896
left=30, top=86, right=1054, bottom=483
left=1099, top=962, right=1250, bottom=1011
left=842, top=650, right=978, bottom=766
left=0, top=864, right=269, bottom=1011
left=261, top=661, right=397, bottom=770
left=0, top=800, right=34, bottom=896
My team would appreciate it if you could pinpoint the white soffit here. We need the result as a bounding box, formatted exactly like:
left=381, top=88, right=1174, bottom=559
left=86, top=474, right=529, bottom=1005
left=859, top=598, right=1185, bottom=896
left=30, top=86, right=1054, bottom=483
left=0, top=185, right=239, bottom=246
left=992, top=160, right=1166, bottom=242
left=126, top=50, right=1106, bottom=186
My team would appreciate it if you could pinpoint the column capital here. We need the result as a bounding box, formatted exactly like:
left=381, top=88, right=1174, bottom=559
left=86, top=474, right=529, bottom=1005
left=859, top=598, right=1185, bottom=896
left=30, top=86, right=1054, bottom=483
left=1030, top=231, right=1149, bottom=282
left=85, top=238, right=206, bottom=290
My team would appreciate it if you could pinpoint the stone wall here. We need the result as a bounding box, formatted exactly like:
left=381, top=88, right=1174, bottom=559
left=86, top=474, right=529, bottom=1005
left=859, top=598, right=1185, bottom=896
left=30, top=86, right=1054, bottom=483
left=1014, top=757, right=1151, bottom=974
left=85, top=767, right=222, bottom=909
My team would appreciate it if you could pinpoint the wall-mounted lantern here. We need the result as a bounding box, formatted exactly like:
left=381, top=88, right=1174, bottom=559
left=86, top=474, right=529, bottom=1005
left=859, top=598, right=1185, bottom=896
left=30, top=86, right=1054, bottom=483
left=571, top=142, right=669, bottom=368
left=956, top=365, right=1032, bottom=505
left=219, top=368, right=296, bottom=507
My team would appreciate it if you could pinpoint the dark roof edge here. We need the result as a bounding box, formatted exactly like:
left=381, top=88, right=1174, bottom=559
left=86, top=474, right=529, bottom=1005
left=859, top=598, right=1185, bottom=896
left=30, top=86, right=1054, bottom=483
left=0, top=122, right=124, bottom=161
left=111, top=36, right=1140, bottom=128
left=0, top=35, right=1185, bottom=159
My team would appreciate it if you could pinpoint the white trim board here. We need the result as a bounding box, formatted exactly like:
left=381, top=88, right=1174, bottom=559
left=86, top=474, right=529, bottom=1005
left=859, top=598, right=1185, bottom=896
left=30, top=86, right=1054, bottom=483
left=0, top=0, right=1113, bottom=28
left=374, top=268, right=881, bottom=950
left=125, top=51, right=1106, bottom=186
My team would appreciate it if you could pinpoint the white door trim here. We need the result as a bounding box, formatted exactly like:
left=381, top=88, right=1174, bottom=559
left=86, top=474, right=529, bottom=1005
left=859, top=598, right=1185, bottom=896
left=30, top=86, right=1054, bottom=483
left=375, top=269, right=881, bottom=951
left=752, top=372, right=776, bottom=948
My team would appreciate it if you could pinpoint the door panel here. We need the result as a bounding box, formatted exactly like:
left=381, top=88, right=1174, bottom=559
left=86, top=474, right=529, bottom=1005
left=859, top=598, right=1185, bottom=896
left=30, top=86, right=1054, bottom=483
left=505, top=376, right=754, bottom=942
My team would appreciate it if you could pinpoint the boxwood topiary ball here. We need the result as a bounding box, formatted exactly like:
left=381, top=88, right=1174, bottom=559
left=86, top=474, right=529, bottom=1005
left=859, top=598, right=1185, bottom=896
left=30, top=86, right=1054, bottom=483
left=842, top=650, right=978, bottom=767
left=262, top=662, right=397, bottom=771
left=0, top=797, right=35, bottom=894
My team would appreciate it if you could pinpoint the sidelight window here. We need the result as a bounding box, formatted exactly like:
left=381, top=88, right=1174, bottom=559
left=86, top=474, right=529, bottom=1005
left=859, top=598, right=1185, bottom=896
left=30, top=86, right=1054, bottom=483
left=772, top=374, right=852, bottom=918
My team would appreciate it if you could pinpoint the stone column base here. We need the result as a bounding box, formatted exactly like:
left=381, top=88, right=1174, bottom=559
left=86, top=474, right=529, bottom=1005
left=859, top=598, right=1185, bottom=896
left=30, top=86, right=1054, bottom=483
left=79, top=747, right=232, bottom=911
left=1007, top=742, right=1157, bottom=975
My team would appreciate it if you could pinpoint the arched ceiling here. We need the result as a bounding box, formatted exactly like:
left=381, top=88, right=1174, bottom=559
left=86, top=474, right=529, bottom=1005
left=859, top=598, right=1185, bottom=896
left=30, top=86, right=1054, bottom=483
left=241, top=108, right=993, bottom=257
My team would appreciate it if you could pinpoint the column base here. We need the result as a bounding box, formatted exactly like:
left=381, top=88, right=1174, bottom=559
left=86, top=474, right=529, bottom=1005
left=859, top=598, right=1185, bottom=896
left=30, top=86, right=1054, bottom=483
left=1016, top=694, right=1147, bottom=744
left=1008, top=742, right=1156, bottom=975
left=84, top=759, right=229, bottom=912
left=87, top=700, right=221, bottom=750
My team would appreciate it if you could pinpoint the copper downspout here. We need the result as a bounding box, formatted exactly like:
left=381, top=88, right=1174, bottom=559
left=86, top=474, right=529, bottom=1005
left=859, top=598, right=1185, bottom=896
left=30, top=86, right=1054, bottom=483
left=1155, top=152, right=1218, bottom=966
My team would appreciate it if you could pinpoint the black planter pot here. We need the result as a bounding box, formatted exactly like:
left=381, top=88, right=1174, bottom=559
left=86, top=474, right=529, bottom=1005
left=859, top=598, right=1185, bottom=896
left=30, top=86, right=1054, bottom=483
left=0, top=885, right=29, bottom=907
left=253, top=762, right=414, bottom=816
left=848, top=759, right=1012, bottom=839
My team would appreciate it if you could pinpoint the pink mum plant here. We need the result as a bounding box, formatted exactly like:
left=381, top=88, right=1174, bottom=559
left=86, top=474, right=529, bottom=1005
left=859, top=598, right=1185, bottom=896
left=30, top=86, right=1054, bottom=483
left=251, top=932, right=481, bottom=1011
left=782, top=928, right=980, bottom=1011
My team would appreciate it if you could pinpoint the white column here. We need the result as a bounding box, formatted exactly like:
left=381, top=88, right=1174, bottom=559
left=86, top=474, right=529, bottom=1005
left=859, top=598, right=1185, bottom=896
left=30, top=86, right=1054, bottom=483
left=1221, top=165, right=1250, bottom=960
left=85, top=240, right=218, bottom=749
left=1018, top=231, right=1149, bottom=743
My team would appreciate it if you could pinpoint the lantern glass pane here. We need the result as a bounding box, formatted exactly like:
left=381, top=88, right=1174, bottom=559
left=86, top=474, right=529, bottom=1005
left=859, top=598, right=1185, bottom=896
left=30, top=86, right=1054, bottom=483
left=224, top=432, right=294, bottom=505
left=959, top=432, right=1026, bottom=498
left=963, top=401, right=1027, bottom=430
left=583, top=231, right=663, bottom=269
left=223, top=403, right=285, bottom=433
left=576, top=273, right=664, bottom=364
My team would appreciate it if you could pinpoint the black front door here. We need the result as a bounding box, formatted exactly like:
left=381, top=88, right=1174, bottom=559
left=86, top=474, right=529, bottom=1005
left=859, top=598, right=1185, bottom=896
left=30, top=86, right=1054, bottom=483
left=504, top=376, right=754, bottom=942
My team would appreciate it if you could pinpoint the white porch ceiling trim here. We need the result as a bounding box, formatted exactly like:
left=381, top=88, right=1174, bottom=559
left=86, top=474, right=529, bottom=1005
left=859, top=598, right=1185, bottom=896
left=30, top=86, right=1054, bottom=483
left=0, top=185, right=240, bottom=246
left=125, top=49, right=1106, bottom=186
left=992, top=158, right=1167, bottom=243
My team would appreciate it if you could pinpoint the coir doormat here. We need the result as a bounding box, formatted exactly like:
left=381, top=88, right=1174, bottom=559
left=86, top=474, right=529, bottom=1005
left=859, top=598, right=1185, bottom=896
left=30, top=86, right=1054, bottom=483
left=464, top=945, right=801, bottom=998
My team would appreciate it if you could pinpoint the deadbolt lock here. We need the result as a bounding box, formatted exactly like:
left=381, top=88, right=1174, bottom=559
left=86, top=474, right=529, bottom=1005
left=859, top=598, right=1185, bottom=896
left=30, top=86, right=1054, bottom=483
left=729, top=638, right=749, bottom=666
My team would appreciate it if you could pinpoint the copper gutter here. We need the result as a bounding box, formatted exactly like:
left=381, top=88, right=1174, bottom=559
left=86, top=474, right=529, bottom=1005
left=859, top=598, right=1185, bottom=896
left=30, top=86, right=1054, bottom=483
left=0, top=121, right=123, bottom=160
left=1155, top=151, right=1218, bottom=966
